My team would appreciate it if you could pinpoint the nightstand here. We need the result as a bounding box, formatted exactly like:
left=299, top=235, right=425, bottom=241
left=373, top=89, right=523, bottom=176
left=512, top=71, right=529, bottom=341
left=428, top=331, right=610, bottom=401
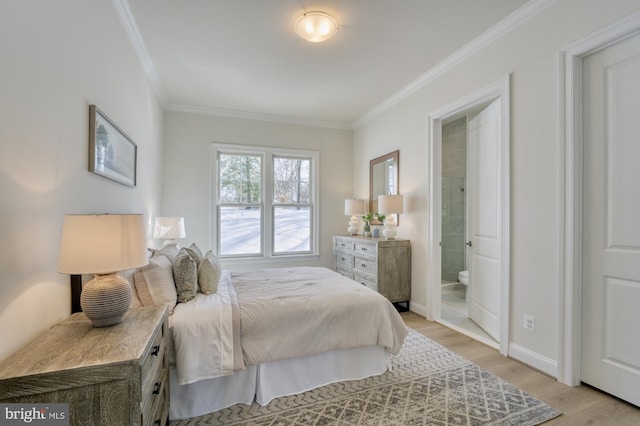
left=0, top=306, right=169, bottom=426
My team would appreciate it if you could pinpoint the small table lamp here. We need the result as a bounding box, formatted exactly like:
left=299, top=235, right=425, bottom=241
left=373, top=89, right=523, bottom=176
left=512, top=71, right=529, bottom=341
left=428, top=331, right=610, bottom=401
left=57, top=214, right=149, bottom=327
left=153, top=216, right=186, bottom=247
left=344, top=199, right=364, bottom=235
left=378, top=194, right=404, bottom=240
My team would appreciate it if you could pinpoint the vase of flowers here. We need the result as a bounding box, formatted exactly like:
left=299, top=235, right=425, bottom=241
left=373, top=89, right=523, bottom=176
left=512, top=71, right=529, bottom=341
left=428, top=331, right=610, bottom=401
left=361, top=213, right=386, bottom=237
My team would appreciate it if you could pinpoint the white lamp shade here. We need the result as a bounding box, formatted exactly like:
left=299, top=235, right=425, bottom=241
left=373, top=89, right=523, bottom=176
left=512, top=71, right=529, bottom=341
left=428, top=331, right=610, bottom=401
left=153, top=216, right=186, bottom=239
left=378, top=194, right=404, bottom=214
left=57, top=214, right=148, bottom=274
left=344, top=199, right=364, bottom=215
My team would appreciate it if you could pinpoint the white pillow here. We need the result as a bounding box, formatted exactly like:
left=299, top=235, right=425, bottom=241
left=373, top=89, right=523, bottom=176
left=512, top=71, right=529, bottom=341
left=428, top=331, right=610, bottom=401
left=134, top=254, right=177, bottom=314
left=119, top=268, right=143, bottom=308
left=198, top=251, right=222, bottom=295
left=154, top=244, right=180, bottom=263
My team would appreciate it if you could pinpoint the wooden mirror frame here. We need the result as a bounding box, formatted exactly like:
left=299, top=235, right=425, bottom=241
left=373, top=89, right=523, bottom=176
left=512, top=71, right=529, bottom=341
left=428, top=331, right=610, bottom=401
left=369, top=150, right=399, bottom=215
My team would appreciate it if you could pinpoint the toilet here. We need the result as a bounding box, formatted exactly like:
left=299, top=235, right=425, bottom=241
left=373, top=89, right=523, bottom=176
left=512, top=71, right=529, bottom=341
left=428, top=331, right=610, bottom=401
left=458, top=270, right=469, bottom=301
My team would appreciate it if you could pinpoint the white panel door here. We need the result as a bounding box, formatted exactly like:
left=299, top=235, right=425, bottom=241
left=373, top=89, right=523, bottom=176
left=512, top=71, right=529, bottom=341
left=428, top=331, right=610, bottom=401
left=467, top=98, right=501, bottom=341
left=581, top=32, right=640, bottom=407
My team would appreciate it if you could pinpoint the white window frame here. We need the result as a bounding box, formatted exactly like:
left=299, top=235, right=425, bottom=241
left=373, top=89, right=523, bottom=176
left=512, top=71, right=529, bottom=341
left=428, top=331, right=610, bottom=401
left=212, top=143, right=319, bottom=265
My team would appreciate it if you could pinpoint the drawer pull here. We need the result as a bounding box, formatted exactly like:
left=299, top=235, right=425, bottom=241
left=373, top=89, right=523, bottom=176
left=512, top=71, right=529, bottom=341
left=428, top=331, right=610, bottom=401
left=151, top=345, right=160, bottom=356
left=153, top=381, right=162, bottom=395
left=361, top=247, right=368, bottom=252
left=361, top=263, right=367, bottom=268
left=341, top=257, right=346, bottom=261
left=154, top=420, right=161, bottom=426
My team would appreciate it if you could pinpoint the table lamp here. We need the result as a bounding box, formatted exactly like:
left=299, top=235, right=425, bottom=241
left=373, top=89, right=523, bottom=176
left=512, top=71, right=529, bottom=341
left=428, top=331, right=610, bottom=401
left=57, top=214, right=148, bottom=327
left=153, top=216, right=186, bottom=247
left=344, top=199, right=364, bottom=235
left=378, top=194, right=404, bottom=240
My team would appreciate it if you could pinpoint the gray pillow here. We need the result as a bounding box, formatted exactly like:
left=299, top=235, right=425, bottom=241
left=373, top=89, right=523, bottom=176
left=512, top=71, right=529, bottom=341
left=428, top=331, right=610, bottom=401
left=199, top=250, right=222, bottom=295
left=184, top=243, right=203, bottom=265
left=173, top=249, right=198, bottom=303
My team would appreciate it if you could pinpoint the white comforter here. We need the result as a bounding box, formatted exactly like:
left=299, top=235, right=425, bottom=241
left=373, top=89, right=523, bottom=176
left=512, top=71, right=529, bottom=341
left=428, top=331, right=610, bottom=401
left=233, top=267, right=408, bottom=366
left=169, top=266, right=408, bottom=385
left=169, top=271, right=244, bottom=385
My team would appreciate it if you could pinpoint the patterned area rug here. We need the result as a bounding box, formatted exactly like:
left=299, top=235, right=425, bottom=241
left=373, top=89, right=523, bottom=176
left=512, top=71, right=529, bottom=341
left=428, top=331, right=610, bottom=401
left=170, top=330, right=561, bottom=425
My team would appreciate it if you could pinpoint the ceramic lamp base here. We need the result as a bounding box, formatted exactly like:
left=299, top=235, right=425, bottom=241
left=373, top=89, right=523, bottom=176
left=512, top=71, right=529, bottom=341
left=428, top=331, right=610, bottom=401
left=347, top=215, right=360, bottom=235
left=383, top=216, right=398, bottom=240
left=80, top=272, right=132, bottom=327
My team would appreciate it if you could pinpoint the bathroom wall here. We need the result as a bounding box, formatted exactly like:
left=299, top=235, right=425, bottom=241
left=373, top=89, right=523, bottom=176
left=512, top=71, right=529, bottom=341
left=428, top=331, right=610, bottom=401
left=441, top=117, right=467, bottom=282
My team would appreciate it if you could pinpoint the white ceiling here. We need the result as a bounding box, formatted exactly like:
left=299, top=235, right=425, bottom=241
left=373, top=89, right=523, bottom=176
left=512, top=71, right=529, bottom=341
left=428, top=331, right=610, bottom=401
left=122, top=0, right=530, bottom=128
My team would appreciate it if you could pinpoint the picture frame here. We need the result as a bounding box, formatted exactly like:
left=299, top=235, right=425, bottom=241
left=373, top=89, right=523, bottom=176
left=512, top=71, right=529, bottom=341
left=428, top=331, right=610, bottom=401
left=89, top=105, right=137, bottom=187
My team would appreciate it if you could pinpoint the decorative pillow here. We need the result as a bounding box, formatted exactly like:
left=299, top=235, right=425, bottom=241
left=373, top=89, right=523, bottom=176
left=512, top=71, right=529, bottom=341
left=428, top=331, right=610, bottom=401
left=134, top=255, right=177, bottom=314
left=198, top=251, right=222, bottom=295
left=120, top=268, right=143, bottom=308
left=173, top=249, right=198, bottom=303
left=154, top=244, right=180, bottom=263
left=184, top=243, right=203, bottom=265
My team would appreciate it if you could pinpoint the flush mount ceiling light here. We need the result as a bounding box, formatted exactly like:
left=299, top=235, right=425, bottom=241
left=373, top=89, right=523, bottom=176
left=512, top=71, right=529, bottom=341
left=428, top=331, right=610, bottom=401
left=294, top=11, right=339, bottom=43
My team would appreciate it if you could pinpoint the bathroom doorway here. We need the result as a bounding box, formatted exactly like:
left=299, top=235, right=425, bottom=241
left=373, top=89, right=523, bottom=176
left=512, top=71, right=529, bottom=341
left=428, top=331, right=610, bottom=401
left=426, top=76, right=510, bottom=354
left=440, top=113, right=495, bottom=345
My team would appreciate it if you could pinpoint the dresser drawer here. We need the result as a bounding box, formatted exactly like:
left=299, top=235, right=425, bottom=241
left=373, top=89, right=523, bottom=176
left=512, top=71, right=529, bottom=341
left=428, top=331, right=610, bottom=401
left=141, top=323, right=165, bottom=381
left=355, top=273, right=377, bottom=291
left=336, top=268, right=354, bottom=280
left=142, top=366, right=167, bottom=426
left=354, top=243, right=377, bottom=257
left=335, top=239, right=355, bottom=252
left=354, top=256, right=377, bottom=275
left=141, top=335, right=167, bottom=426
left=336, top=252, right=354, bottom=269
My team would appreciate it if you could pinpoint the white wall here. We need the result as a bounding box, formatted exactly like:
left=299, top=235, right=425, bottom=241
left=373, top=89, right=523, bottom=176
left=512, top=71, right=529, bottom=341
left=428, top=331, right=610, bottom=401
left=353, top=0, right=640, bottom=368
left=162, top=111, right=353, bottom=269
left=0, top=1, right=164, bottom=361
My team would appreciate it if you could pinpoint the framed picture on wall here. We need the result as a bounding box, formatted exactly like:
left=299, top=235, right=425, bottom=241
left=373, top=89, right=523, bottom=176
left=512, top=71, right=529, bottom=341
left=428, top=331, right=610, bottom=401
left=89, top=105, right=137, bottom=187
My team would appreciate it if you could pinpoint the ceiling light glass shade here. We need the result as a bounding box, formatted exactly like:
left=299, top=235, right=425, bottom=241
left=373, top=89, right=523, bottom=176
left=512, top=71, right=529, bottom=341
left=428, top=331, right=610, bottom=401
left=295, top=11, right=339, bottom=43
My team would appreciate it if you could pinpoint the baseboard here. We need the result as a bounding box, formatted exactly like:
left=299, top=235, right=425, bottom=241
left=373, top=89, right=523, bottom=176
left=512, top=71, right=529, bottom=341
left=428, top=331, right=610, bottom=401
left=509, top=342, right=558, bottom=378
left=409, top=300, right=427, bottom=318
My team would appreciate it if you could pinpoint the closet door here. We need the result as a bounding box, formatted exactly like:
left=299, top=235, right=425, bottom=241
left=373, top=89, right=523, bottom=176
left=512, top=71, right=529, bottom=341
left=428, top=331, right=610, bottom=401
left=581, top=32, right=640, bottom=407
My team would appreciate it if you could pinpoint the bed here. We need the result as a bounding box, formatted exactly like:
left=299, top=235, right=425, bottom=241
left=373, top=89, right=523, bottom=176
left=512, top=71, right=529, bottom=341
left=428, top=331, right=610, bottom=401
left=166, top=266, right=408, bottom=420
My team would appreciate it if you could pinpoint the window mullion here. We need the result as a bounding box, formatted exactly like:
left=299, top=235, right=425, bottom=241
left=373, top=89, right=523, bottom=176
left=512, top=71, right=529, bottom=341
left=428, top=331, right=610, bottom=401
left=264, top=152, right=274, bottom=257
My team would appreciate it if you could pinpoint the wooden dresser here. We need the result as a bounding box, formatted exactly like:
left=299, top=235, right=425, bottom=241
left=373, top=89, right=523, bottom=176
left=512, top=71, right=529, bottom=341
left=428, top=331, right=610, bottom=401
left=0, top=306, right=169, bottom=426
left=333, top=235, right=411, bottom=308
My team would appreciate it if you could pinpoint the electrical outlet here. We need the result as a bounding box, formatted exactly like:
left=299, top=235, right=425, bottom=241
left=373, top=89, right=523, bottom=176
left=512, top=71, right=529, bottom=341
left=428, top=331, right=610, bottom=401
left=524, top=314, right=535, bottom=332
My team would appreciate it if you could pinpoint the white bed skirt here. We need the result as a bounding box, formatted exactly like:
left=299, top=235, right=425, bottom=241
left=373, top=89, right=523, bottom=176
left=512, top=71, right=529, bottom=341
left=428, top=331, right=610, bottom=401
left=169, top=345, right=389, bottom=420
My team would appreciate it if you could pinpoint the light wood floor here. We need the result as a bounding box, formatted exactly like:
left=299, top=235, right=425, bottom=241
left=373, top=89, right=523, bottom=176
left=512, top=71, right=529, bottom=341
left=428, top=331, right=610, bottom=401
left=401, top=311, right=640, bottom=425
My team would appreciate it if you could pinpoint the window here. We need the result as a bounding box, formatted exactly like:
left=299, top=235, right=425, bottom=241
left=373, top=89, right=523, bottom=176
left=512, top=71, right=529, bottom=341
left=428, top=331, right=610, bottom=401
left=213, top=144, right=318, bottom=260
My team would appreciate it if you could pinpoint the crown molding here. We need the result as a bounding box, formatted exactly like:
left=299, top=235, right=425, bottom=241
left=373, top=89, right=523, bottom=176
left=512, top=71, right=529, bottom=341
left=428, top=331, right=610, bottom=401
left=113, top=0, right=350, bottom=130
left=113, top=0, right=556, bottom=131
left=352, top=0, right=559, bottom=129
left=111, top=0, right=169, bottom=107
left=167, top=104, right=353, bottom=130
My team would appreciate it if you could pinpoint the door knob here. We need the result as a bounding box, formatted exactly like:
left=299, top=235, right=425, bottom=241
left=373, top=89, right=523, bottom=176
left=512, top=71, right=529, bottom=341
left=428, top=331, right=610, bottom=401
left=466, top=241, right=472, bottom=247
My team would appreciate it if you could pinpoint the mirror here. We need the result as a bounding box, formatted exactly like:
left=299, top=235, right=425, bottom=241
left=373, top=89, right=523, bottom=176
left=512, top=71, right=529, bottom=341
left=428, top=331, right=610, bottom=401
left=369, top=150, right=399, bottom=214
